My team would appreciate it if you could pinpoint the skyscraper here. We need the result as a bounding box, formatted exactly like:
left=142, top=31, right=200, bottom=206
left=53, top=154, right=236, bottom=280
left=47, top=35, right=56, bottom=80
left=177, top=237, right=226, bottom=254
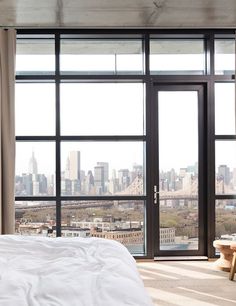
left=218, top=165, right=230, bottom=185
left=64, top=157, right=70, bottom=179
left=96, top=162, right=109, bottom=182
left=85, top=170, right=95, bottom=194
left=68, top=151, right=81, bottom=181
left=118, top=169, right=130, bottom=189
left=28, top=151, right=38, bottom=175
left=94, top=166, right=105, bottom=194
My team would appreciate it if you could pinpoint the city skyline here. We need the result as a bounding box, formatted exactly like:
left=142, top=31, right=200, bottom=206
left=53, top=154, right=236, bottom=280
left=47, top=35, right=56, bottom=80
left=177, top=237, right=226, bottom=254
left=16, top=141, right=144, bottom=176
left=15, top=150, right=144, bottom=196
left=16, top=149, right=236, bottom=178
left=15, top=148, right=236, bottom=197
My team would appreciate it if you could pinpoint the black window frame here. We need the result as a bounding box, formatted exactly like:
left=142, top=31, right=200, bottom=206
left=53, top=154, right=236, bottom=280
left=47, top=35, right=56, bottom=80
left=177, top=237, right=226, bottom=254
left=15, top=31, right=148, bottom=257
left=15, top=29, right=236, bottom=259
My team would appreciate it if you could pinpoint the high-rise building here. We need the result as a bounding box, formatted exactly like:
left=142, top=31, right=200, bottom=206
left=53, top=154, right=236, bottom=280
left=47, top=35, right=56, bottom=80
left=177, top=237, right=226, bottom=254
left=33, top=181, right=40, bottom=196
left=94, top=166, right=105, bottom=194
left=218, top=165, right=230, bottom=185
left=182, top=172, right=192, bottom=191
left=22, top=174, right=33, bottom=195
left=47, top=175, right=55, bottom=195
left=169, top=168, right=176, bottom=191
left=38, top=174, right=47, bottom=194
left=71, top=180, right=80, bottom=195
left=68, top=151, right=81, bottom=181
left=84, top=170, right=95, bottom=194
left=61, top=179, right=72, bottom=195
left=28, top=151, right=38, bottom=175
left=64, top=157, right=70, bottom=179
left=96, top=162, right=109, bottom=182
left=118, top=169, right=130, bottom=189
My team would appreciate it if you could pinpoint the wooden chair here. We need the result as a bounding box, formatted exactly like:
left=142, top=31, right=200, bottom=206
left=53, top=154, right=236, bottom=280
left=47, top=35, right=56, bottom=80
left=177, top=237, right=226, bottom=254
left=229, top=244, right=236, bottom=281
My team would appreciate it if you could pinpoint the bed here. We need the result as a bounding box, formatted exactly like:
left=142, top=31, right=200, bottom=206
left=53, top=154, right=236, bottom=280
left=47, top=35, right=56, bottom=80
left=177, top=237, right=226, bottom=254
left=0, top=235, right=153, bottom=306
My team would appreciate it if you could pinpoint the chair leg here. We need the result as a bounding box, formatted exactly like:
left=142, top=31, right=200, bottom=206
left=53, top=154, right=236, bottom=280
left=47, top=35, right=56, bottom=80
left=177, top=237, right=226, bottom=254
left=229, top=252, right=236, bottom=281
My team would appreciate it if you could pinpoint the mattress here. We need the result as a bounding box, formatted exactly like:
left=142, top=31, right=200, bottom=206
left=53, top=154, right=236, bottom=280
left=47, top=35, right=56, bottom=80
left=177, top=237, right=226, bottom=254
left=0, top=235, right=153, bottom=306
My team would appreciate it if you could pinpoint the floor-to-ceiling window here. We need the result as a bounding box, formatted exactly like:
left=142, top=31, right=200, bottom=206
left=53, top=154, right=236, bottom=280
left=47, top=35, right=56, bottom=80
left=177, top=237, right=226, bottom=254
left=214, top=36, right=236, bottom=244
left=15, top=30, right=236, bottom=259
left=15, top=33, right=147, bottom=256
left=149, top=36, right=207, bottom=257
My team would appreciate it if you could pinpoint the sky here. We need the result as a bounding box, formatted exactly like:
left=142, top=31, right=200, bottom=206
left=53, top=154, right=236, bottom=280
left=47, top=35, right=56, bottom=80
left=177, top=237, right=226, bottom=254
left=15, top=53, right=236, bottom=176
left=15, top=88, right=199, bottom=176
left=158, top=91, right=198, bottom=171
left=15, top=82, right=144, bottom=176
left=15, top=141, right=144, bottom=176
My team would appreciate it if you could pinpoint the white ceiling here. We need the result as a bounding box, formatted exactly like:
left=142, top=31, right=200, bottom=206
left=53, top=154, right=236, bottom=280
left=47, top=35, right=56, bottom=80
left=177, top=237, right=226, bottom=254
left=0, top=0, right=236, bottom=28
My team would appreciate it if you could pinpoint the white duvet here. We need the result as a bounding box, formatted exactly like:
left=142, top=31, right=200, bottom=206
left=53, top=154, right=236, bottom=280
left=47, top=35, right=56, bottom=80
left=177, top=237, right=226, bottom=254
left=0, top=235, right=153, bottom=306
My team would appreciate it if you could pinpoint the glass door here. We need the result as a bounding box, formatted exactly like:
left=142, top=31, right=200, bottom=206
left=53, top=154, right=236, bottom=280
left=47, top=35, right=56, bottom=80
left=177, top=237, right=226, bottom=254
left=152, top=85, right=206, bottom=257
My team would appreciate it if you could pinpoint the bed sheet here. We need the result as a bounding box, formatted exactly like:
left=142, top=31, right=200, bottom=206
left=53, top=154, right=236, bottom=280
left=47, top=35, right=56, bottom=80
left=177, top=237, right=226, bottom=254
left=0, top=235, right=153, bottom=306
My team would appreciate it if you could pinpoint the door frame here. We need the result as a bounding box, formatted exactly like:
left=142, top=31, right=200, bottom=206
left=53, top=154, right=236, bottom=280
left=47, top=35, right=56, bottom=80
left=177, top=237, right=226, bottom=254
left=150, top=83, right=207, bottom=257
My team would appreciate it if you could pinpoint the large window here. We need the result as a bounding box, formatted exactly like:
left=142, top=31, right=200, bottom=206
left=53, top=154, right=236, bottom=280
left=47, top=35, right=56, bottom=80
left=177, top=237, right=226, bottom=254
left=15, top=34, right=146, bottom=256
left=61, top=141, right=145, bottom=196
left=15, top=30, right=236, bottom=258
left=60, top=37, right=143, bottom=75
left=215, top=83, right=235, bottom=135
left=60, top=83, right=145, bottom=136
left=158, top=91, right=199, bottom=251
left=15, top=142, right=55, bottom=196
left=15, top=83, right=55, bottom=136
left=150, top=38, right=205, bottom=75
left=215, top=200, right=236, bottom=240
left=215, top=38, right=235, bottom=75
left=215, top=81, right=236, bottom=245
left=16, top=35, right=55, bottom=75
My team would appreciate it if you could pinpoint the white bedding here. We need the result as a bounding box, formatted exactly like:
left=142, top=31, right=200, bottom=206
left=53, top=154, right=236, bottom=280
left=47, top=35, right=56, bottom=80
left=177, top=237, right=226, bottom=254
left=0, top=235, right=153, bottom=306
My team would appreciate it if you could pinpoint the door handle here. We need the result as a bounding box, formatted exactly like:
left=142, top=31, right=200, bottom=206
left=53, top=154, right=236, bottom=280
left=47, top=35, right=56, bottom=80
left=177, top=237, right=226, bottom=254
left=153, top=185, right=159, bottom=204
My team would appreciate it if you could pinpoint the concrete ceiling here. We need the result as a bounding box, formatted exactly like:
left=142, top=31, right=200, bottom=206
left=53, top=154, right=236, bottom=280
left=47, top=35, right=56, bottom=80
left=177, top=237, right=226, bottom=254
left=0, top=0, right=236, bottom=28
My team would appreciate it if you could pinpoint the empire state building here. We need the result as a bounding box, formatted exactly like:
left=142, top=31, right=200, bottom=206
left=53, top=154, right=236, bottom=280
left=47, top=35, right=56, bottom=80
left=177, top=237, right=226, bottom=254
left=28, top=151, right=38, bottom=175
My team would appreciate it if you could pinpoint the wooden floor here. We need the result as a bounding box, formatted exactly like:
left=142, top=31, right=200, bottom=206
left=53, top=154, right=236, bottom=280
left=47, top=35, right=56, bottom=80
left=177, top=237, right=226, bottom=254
left=137, top=261, right=236, bottom=306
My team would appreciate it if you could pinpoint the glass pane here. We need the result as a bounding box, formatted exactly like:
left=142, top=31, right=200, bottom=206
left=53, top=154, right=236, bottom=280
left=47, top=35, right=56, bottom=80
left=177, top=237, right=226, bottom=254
left=215, top=141, right=236, bottom=195
left=61, top=200, right=145, bottom=255
left=215, top=39, right=235, bottom=75
left=15, top=83, right=55, bottom=136
left=60, top=39, right=143, bottom=74
left=61, top=142, right=145, bottom=196
left=15, top=201, right=56, bottom=236
left=216, top=200, right=236, bottom=240
left=215, top=83, right=235, bottom=135
left=60, top=83, right=144, bottom=136
left=158, top=91, right=199, bottom=251
left=16, top=37, right=55, bottom=75
left=15, top=142, right=55, bottom=196
left=150, top=39, right=205, bottom=75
